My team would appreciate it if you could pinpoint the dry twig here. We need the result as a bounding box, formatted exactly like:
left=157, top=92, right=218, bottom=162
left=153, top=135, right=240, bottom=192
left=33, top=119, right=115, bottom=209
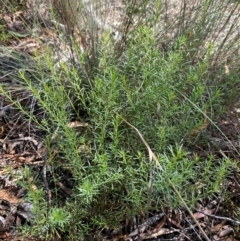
left=195, top=209, right=240, bottom=225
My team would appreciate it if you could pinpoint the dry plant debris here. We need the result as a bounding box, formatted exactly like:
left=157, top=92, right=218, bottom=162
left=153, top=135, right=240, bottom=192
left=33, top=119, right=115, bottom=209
left=107, top=200, right=238, bottom=240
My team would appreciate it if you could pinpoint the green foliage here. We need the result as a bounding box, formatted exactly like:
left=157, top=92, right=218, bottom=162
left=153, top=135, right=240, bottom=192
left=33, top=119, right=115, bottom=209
left=14, top=25, right=235, bottom=239
left=1, top=0, right=27, bottom=14
left=154, top=146, right=232, bottom=207
left=0, top=23, right=11, bottom=43
left=18, top=167, right=71, bottom=239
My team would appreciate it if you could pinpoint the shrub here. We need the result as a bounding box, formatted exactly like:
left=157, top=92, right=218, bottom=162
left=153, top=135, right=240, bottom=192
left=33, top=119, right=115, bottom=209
left=1, top=0, right=240, bottom=240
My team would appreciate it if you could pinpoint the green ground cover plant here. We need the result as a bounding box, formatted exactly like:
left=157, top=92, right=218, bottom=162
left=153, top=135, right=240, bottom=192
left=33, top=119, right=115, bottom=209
left=1, top=0, right=240, bottom=240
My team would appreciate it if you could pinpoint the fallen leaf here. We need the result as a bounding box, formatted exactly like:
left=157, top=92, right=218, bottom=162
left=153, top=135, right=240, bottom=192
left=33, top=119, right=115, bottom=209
left=151, top=228, right=179, bottom=238
left=219, top=225, right=234, bottom=238
left=225, top=63, right=230, bottom=75
left=167, top=217, right=183, bottom=229
left=152, top=216, right=166, bottom=232
left=68, top=121, right=89, bottom=128
left=211, top=221, right=226, bottom=233
left=0, top=190, right=20, bottom=204
left=193, top=208, right=214, bottom=220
